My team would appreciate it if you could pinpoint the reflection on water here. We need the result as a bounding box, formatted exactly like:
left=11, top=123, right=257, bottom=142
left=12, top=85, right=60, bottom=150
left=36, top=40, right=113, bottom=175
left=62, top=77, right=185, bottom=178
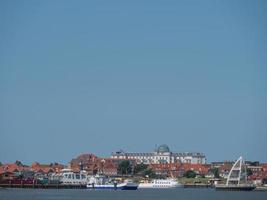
left=0, top=188, right=266, bottom=200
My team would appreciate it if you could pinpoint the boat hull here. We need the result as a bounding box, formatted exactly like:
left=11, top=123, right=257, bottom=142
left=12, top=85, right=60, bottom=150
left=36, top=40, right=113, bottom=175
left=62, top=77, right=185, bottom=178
left=138, top=179, right=182, bottom=189
left=215, top=184, right=256, bottom=191
left=138, top=184, right=183, bottom=189
left=87, top=183, right=138, bottom=190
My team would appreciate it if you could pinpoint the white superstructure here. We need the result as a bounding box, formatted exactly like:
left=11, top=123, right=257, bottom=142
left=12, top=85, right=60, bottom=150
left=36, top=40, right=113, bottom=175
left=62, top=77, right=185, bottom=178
left=60, top=169, right=87, bottom=185
left=138, top=178, right=182, bottom=189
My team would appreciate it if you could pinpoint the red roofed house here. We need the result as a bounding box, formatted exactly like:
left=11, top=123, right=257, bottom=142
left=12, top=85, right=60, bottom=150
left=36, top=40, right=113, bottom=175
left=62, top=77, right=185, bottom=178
left=70, top=153, right=120, bottom=176
left=30, top=162, right=64, bottom=178
left=70, top=153, right=99, bottom=174
left=149, top=163, right=210, bottom=178
left=0, top=161, right=29, bottom=181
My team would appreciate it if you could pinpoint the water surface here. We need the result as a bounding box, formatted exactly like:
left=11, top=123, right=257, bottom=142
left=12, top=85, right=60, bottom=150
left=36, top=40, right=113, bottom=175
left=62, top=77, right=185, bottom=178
left=0, top=188, right=266, bottom=200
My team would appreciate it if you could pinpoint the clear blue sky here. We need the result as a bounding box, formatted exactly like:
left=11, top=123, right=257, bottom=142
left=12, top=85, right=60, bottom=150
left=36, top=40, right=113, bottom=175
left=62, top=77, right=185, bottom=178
left=1, top=0, right=266, bottom=164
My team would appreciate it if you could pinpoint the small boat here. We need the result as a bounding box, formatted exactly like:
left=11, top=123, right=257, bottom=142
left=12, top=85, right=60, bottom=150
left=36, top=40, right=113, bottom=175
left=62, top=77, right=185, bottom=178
left=138, top=178, right=182, bottom=189
left=87, top=174, right=138, bottom=190
left=215, top=156, right=256, bottom=191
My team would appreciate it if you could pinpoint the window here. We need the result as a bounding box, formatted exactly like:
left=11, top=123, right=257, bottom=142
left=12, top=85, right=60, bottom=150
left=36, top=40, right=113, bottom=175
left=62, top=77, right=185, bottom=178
left=76, top=174, right=80, bottom=179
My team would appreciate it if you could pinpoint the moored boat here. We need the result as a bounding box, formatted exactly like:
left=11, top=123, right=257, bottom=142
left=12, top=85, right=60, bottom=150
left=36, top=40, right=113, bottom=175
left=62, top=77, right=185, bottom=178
left=60, top=169, right=87, bottom=185
left=138, top=178, right=182, bottom=189
left=87, top=175, right=138, bottom=190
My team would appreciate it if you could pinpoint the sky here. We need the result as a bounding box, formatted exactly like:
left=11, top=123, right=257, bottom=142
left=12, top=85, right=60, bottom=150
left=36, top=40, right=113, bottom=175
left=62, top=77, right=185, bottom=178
left=0, top=0, right=267, bottom=165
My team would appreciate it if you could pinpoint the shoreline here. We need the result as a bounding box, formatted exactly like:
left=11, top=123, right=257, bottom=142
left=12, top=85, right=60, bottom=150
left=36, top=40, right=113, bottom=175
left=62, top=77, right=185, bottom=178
left=1, top=183, right=266, bottom=191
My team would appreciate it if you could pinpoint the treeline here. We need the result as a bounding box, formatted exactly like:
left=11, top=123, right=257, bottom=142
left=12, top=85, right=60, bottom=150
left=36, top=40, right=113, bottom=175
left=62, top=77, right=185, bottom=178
left=117, top=161, right=156, bottom=178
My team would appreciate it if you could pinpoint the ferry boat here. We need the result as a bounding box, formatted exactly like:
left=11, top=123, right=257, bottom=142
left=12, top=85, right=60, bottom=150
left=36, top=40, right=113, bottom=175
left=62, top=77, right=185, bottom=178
left=138, top=178, right=182, bottom=189
left=87, top=174, right=138, bottom=190
left=215, top=156, right=256, bottom=191
left=60, top=169, right=87, bottom=185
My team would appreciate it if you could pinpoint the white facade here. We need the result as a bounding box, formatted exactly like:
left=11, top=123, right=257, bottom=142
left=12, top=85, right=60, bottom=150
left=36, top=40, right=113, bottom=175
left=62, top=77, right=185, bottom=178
left=111, top=145, right=206, bottom=164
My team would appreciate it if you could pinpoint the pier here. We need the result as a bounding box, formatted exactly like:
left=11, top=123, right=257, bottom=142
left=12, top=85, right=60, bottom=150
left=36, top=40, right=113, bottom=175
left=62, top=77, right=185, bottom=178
left=0, top=183, right=87, bottom=189
left=183, top=183, right=212, bottom=188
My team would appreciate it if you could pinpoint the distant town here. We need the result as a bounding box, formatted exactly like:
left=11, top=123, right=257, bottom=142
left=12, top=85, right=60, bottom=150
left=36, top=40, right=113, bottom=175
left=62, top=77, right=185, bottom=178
left=1, top=144, right=267, bottom=186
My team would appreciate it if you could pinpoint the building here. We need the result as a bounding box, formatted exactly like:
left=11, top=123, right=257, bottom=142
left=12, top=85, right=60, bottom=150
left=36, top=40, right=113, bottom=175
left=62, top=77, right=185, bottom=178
left=31, top=162, right=65, bottom=178
left=69, top=153, right=121, bottom=176
left=70, top=153, right=99, bottom=174
left=0, top=161, right=31, bottom=181
left=111, top=144, right=206, bottom=164
left=148, top=163, right=210, bottom=178
left=248, top=163, right=267, bottom=184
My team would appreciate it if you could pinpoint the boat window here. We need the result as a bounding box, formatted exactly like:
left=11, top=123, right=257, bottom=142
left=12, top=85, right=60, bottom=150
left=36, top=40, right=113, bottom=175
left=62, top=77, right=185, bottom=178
left=68, top=174, right=71, bottom=179
left=76, top=174, right=80, bottom=179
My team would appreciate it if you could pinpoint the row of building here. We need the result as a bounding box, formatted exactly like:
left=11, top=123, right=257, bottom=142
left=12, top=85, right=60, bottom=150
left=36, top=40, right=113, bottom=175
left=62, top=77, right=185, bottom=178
left=1, top=145, right=267, bottom=184
left=0, top=161, right=65, bottom=181
left=1, top=157, right=267, bottom=184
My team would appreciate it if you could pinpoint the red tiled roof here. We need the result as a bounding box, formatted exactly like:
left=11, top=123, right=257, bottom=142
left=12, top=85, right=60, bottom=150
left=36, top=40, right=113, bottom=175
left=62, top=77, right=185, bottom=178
left=30, top=162, right=64, bottom=174
left=0, top=163, right=29, bottom=174
left=149, top=163, right=210, bottom=175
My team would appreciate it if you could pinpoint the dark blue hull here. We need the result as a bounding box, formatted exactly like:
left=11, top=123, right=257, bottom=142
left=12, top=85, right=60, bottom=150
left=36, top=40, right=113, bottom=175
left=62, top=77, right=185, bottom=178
left=87, top=184, right=138, bottom=190
left=121, top=186, right=138, bottom=190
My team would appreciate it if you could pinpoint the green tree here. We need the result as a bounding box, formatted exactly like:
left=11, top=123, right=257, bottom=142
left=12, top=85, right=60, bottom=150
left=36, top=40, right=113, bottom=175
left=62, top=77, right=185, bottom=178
left=133, top=163, right=156, bottom=178
left=183, top=170, right=196, bottom=178
left=15, top=160, right=23, bottom=166
left=118, top=160, right=132, bottom=175
left=211, top=168, right=220, bottom=178
left=247, top=168, right=253, bottom=176
left=143, top=168, right=156, bottom=178
left=134, top=163, right=148, bottom=174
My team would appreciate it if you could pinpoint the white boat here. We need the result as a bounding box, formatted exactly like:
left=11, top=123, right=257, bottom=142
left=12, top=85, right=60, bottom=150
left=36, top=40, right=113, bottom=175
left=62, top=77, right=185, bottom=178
left=87, top=174, right=138, bottom=190
left=138, top=178, right=182, bottom=189
left=60, top=169, right=87, bottom=185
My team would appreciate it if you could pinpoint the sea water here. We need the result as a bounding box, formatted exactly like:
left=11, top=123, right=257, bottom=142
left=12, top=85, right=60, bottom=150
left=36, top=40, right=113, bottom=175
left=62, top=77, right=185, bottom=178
left=0, top=188, right=266, bottom=200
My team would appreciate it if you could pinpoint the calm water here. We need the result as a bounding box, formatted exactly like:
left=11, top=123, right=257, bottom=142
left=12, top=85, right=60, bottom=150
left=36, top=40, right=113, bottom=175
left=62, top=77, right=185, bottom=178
left=0, top=188, right=266, bottom=200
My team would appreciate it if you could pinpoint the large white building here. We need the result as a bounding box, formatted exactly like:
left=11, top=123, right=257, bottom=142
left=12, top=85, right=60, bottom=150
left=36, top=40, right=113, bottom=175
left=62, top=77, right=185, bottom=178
left=111, top=144, right=206, bottom=164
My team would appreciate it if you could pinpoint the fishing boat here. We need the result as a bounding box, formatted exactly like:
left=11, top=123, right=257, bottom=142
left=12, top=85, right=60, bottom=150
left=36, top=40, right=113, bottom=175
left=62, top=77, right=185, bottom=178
left=87, top=174, right=138, bottom=190
left=138, top=178, right=182, bottom=189
left=215, top=156, right=256, bottom=191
